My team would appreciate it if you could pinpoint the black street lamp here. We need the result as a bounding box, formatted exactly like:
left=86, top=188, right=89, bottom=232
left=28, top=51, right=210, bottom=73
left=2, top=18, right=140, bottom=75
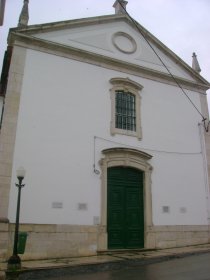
left=7, top=167, right=26, bottom=270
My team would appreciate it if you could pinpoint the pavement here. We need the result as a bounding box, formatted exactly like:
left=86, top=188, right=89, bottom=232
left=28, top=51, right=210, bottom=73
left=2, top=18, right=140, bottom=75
left=1, top=243, right=210, bottom=279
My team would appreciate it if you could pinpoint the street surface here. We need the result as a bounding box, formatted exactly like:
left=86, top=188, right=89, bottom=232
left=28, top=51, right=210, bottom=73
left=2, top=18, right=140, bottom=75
left=39, top=252, right=210, bottom=280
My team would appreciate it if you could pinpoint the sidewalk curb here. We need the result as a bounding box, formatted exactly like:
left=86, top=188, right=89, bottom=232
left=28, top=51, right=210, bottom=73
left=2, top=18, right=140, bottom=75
left=5, top=248, right=210, bottom=280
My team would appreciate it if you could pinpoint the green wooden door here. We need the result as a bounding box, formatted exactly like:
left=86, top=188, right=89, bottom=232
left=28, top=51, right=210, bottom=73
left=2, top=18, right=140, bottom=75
left=107, top=167, right=144, bottom=249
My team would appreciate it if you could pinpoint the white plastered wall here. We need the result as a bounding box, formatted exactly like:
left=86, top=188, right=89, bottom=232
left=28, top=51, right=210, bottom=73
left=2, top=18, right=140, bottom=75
left=8, top=48, right=209, bottom=226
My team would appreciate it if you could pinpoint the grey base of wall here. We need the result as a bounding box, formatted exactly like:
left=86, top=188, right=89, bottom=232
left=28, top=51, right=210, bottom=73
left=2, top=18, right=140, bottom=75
left=1, top=223, right=210, bottom=262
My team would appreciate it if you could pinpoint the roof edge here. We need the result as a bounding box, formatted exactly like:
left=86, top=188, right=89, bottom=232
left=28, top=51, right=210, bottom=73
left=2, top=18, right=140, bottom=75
left=131, top=19, right=210, bottom=87
left=9, top=14, right=128, bottom=34
left=7, top=13, right=210, bottom=88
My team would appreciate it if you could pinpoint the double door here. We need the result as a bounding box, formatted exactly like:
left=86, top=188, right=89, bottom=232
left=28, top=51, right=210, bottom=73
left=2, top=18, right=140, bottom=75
left=107, top=166, right=144, bottom=249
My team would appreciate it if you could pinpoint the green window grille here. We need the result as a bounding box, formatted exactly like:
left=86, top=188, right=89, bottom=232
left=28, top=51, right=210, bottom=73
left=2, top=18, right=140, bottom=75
left=115, top=90, right=136, bottom=131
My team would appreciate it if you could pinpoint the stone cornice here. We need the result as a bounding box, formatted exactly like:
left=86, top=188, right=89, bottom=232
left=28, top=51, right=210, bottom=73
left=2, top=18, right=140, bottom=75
left=102, top=147, right=153, bottom=160
left=9, top=31, right=210, bottom=93
left=110, top=77, right=144, bottom=90
left=9, top=14, right=130, bottom=35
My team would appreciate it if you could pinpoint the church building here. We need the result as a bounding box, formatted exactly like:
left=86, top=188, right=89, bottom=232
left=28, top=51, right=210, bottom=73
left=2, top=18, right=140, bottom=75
left=0, top=0, right=210, bottom=261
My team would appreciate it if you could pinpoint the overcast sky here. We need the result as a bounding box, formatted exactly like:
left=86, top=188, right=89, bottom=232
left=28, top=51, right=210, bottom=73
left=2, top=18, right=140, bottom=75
left=0, top=0, right=210, bottom=97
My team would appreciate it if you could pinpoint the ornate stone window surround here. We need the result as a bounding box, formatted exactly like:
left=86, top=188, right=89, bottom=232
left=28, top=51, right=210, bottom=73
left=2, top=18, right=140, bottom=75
left=98, top=147, right=153, bottom=250
left=110, top=77, right=143, bottom=140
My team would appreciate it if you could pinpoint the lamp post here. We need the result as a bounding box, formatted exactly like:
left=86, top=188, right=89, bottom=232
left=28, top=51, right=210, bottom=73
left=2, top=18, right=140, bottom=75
left=7, top=167, right=26, bottom=270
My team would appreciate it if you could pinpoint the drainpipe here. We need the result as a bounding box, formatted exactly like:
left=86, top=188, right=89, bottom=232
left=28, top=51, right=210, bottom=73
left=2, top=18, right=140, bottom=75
left=198, top=123, right=210, bottom=224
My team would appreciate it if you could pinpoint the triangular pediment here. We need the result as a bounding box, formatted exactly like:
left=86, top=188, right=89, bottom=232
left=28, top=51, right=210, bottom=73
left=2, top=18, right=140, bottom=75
left=68, top=33, right=111, bottom=52
left=9, top=15, right=209, bottom=88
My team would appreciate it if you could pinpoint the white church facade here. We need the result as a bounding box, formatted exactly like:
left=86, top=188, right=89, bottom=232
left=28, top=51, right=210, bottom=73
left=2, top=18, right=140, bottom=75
left=0, top=1, right=210, bottom=261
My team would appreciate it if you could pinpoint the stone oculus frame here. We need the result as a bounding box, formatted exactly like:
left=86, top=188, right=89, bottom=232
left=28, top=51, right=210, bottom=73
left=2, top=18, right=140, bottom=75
left=98, top=147, right=153, bottom=251
left=112, top=32, right=137, bottom=54
left=110, top=77, right=143, bottom=140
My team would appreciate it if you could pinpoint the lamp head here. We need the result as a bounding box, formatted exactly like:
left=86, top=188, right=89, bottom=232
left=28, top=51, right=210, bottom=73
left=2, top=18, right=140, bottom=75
left=16, top=167, right=26, bottom=180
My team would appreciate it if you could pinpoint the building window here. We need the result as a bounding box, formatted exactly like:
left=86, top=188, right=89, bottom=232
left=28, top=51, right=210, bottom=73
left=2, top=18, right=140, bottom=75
left=110, top=77, right=143, bottom=139
left=115, top=90, right=136, bottom=131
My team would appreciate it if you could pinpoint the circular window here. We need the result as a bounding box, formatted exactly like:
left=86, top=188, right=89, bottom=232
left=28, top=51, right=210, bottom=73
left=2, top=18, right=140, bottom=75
left=112, top=32, right=137, bottom=54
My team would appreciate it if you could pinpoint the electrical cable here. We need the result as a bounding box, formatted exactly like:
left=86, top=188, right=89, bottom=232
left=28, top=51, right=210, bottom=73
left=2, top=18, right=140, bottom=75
left=95, top=136, right=202, bottom=155
left=117, top=0, right=210, bottom=131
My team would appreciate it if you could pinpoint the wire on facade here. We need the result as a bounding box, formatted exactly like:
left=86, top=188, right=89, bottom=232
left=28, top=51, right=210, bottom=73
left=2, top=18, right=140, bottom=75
left=93, top=136, right=100, bottom=174
left=94, top=136, right=202, bottom=155
left=117, top=0, right=210, bottom=132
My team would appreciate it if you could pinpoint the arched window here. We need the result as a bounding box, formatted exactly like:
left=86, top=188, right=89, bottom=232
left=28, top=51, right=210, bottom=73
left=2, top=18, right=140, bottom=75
left=110, top=77, right=143, bottom=139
